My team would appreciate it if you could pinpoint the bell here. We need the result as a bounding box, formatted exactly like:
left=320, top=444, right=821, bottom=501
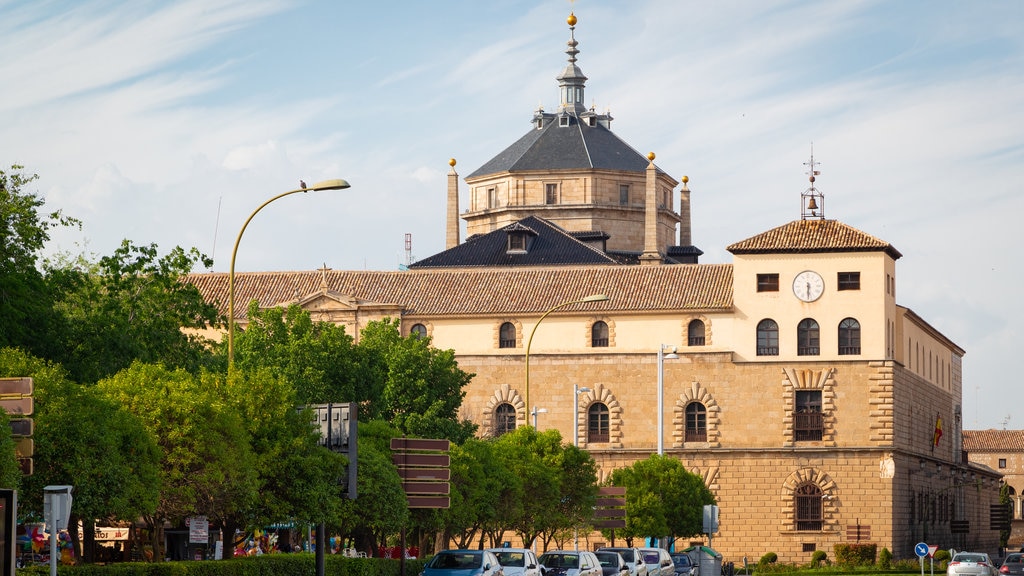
left=807, top=196, right=819, bottom=211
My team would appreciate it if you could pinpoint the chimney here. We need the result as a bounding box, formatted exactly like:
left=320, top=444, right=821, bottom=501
left=446, top=158, right=460, bottom=250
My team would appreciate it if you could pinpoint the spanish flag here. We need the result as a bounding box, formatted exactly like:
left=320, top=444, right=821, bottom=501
left=933, top=414, right=943, bottom=447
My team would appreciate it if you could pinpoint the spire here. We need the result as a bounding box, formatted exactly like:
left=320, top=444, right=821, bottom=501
left=801, top=145, right=825, bottom=220
left=557, top=12, right=588, bottom=115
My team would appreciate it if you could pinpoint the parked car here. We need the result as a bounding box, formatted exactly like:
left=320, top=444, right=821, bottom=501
left=947, top=552, right=998, bottom=576
left=1001, top=553, right=1024, bottom=576
left=539, top=550, right=603, bottom=576
left=422, top=550, right=505, bottom=576
left=671, top=553, right=698, bottom=576
left=595, top=551, right=631, bottom=576
left=488, top=548, right=544, bottom=576
left=598, top=547, right=648, bottom=576
left=639, top=548, right=674, bottom=576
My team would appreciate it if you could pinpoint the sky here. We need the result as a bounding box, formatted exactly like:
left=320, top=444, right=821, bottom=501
left=2, top=0, right=1021, bottom=429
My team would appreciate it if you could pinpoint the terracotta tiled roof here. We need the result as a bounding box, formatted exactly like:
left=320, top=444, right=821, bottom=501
left=727, top=219, right=902, bottom=260
left=186, top=264, right=734, bottom=320
left=963, top=429, right=1024, bottom=452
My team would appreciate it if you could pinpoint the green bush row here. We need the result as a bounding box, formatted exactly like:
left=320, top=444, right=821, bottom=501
left=17, top=554, right=427, bottom=576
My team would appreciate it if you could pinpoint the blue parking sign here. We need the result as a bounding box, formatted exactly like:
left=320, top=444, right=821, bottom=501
left=915, top=543, right=929, bottom=558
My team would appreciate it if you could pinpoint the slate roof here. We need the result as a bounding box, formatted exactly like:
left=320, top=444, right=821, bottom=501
left=186, top=264, right=735, bottom=320
left=410, top=216, right=623, bottom=268
left=963, top=429, right=1024, bottom=452
left=726, top=219, right=902, bottom=259
left=467, top=114, right=659, bottom=178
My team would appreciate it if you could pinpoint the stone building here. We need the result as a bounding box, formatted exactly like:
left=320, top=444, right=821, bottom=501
left=964, top=429, right=1024, bottom=549
left=187, top=12, right=1001, bottom=564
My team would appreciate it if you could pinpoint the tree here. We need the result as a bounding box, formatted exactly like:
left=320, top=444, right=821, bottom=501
left=493, top=426, right=563, bottom=549
left=96, top=362, right=259, bottom=560
left=608, top=455, right=715, bottom=542
left=0, top=165, right=78, bottom=357
left=442, top=437, right=517, bottom=549
left=338, top=420, right=408, bottom=555
left=48, top=240, right=220, bottom=383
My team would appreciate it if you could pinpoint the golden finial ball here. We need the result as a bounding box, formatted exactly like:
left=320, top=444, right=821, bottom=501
left=809, top=175, right=815, bottom=183
left=681, top=175, right=689, bottom=184
left=647, top=152, right=656, bottom=161
left=567, top=12, right=577, bottom=26
left=449, top=158, right=456, bottom=167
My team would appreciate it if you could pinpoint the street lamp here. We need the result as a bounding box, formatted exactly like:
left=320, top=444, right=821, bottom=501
left=574, top=384, right=591, bottom=447
left=227, top=178, right=351, bottom=366
left=531, top=406, right=548, bottom=428
left=524, top=294, right=610, bottom=415
left=657, top=344, right=678, bottom=455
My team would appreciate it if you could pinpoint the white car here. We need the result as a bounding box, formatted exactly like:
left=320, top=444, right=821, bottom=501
left=947, top=552, right=998, bottom=576
left=488, top=548, right=544, bottom=576
left=639, top=548, right=674, bottom=576
left=539, top=550, right=603, bottom=576
left=597, top=547, right=648, bottom=576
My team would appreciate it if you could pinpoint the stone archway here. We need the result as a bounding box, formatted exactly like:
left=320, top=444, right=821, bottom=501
left=577, top=383, right=624, bottom=449
left=481, top=383, right=526, bottom=437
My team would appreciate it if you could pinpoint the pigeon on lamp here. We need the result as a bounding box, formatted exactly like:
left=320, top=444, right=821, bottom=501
left=299, top=180, right=307, bottom=189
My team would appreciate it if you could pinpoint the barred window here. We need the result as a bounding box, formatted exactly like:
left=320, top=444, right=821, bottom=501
left=685, top=402, right=707, bottom=442
left=757, top=319, right=779, bottom=356
left=494, top=403, right=516, bottom=436
left=588, top=403, right=610, bottom=443
left=795, top=390, right=823, bottom=441
left=499, top=322, right=517, bottom=348
left=797, top=318, right=820, bottom=356
left=795, top=483, right=823, bottom=530
left=838, top=318, right=861, bottom=355
left=591, top=321, right=609, bottom=347
left=688, top=319, right=706, bottom=346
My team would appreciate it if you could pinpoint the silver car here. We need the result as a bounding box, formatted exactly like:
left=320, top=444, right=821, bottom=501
left=539, top=550, right=603, bottom=576
left=948, top=552, right=998, bottom=576
left=639, top=548, right=674, bottom=576
left=488, top=548, right=543, bottom=576
left=597, top=547, right=648, bottom=576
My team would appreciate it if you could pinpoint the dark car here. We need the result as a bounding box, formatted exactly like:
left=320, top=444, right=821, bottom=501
left=1001, top=554, right=1024, bottom=576
left=671, top=554, right=697, bottom=576
left=596, top=551, right=630, bottom=576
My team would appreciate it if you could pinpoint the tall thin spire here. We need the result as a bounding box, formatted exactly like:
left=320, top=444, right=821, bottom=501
left=557, top=12, right=588, bottom=115
left=801, top=145, right=825, bottom=220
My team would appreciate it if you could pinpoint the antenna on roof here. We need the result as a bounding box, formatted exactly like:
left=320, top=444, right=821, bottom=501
left=801, top=144, right=825, bottom=220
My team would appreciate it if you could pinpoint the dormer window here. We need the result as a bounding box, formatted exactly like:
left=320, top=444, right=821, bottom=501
left=559, top=115, right=570, bottom=127
left=502, top=222, right=538, bottom=254
left=508, top=233, right=527, bottom=252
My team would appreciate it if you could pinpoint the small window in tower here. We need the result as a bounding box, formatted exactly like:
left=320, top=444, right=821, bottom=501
left=619, top=184, right=629, bottom=205
left=999, top=459, right=1007, bottom=469
left=545, top=183, right=558, bottom=205
left=838, top=272, right=860, bottom=291
left=757, top=274, right=780, bottom=292
left=559, top=115, right=570, bottom=127
left=487, top=188, right=497, bottom=209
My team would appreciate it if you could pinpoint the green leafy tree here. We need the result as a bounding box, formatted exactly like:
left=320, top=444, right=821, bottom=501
left=0, top=165, right=78, bottom=357
left=338, top=420, right=408, bottom=555
left=97, top=363, right=259, bottom=560
left=443, top=437, right=518, bottom=549
left=608, top=455, right=715, bottom=542
left=48, top=240, right=220, bottom=383
left=493, top=426, right=563, bottom=549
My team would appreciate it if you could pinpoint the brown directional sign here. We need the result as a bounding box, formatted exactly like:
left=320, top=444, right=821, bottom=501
left=594, top=508, right=625, bottom=519
left=594, top=485, right=626, bottom=529
left=397, top=467, right=451, bottom=481
left=392, top=453, right=450, bottom=468
left=402, top=482, right=450, bottom=495
left=593, top=519, right=627, bottom=529
left=598, top=486, right=626, bottom=496
left=0, top=378, right=32, bottom=396
left=0, top=398, right=32, bottom=416
left=407, top=496, right=450, bottom=509
left=17, top=458, right=32, bottom=476
left=13, top=438, right=32, bottom=459
left=391, top=438, right=450, bottom=452
left=8, top=419, right=33, bottom=437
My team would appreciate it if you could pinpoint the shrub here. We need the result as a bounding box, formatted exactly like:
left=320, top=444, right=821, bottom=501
left=759, top=552, right=778, bottom=565
left=810, top=550, right=828, bottom=568
left=833, top=543, right=876, bottom=566
left=879, top=547, right=892, bottom=569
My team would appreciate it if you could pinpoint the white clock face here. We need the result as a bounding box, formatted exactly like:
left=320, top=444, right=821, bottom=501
left=793, top=270, right=824, bottom=302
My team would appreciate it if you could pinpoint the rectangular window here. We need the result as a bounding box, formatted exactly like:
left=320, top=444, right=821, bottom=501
left=487, top=188, right=496, bottom=209
left=838, top=272, right=860, bottom=291
left=757, top=274, right=779, bottom=292
left=794, top=390, right=823, bottom=442
left=619, top=184, right=629, bottom=205
left=545, top=183, right=558, bottom=205
left=508, top=234, right=526, bottom=252
left=999, top=459, right=1007, bottom=469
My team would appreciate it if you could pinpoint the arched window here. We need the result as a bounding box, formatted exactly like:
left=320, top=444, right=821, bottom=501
left=838, top=318, right=861, bottom=355
left=795, top=483, right=823, bottom=530
left=688, top=320, right=706, bottom=346
left=410, top=323, right=428, bottom=339
left=797, top=319, right=820, bottom=356
left=499, top=322, right=517, bottom=348
left=591, top=321, right=609, bottom=347
left=757, top=319, right=779, bottom=356
left=494, top=403, right=516, bottom=436
left=685, top=402, right=707, bottom=442
left=588, top=403, right=610, bottom=443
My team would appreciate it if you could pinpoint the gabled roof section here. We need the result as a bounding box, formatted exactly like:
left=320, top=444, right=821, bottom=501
left=466, top=115, right=656, bottom=178
left=963, top=429, right=1024, bottom=452
left=726, top=219, right=902, bottom=260
left=410, top=216, right=620, bottom=268
left=187, top=264, right=735, bottom=318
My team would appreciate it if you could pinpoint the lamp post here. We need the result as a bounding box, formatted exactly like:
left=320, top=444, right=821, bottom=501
left=531, top=406, right=548, bottom=428
left=524, top=294, right=609, bottom=416
left=657, top=344, right=679, bottom=455
left=227, top=179, right=351, bottom=367
left=573, top=384, right=591, bottom=447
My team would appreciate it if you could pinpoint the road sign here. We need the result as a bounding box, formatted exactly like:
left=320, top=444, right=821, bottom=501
left=402, top=482, right=450, bottom=495
left=928, top=546, right=938, bottom=558
left=594, top=508, right=625, bottom=519
left=391, top=438, right=450, bottom=452
left=13, top=439, right=32, bottom=459
left=392, top=453, right=450, bottom=468
left=915, top=543, right=929, bottom=558
left=0, top=398, right=32, bottom=416
left=407, top=496, right=449, bottom=509
left=8, top=419, right=32, bottom=437
left=397, top=467, right=451, bottom=481
left=593, top=519, right=626, bottom=529
left=0, top=378, right=32, bottom=395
